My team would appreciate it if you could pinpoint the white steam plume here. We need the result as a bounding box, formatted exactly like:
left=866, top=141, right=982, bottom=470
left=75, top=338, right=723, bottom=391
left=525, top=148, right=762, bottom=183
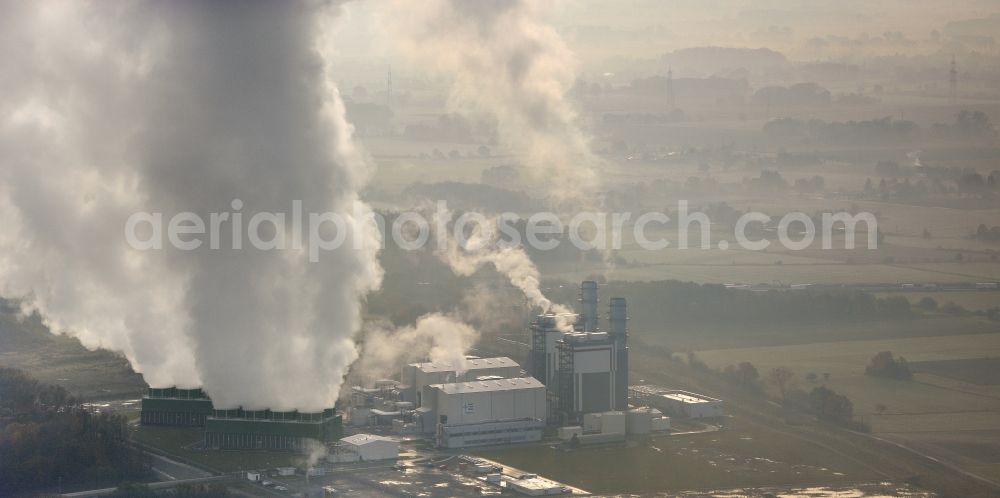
left=433, top=210, right=575, bottom=332
left=354, top=313, right=479, bottom=383
left=384, top=0, right=600, bottom=206
left=0, top=2, right=382, bottom=411
left=0, top=1, right=199, bottom=388
left=385, top=0, right=612, bottom=300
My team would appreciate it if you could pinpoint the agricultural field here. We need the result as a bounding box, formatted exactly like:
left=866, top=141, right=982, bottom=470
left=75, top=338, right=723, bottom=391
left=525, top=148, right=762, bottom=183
left=692, top=330, right=1000, bottom=481
left=910, top=357, right=1000, bottom=384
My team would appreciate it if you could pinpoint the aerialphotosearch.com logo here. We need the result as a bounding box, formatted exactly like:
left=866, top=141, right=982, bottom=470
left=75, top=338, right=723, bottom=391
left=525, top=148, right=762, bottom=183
left=124, top=200, right=879, bottom=262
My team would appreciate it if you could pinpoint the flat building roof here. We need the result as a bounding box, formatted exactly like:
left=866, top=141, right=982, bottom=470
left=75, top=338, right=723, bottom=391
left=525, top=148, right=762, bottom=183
left=432, top=377, right=543, bottom=394
left=630, top=385, right=721, bottom=404
left=410, top=356, right=519, bottom=373
left=341, top=434, right=396, bottom=446
left=662, top=392, right=715, bottom=404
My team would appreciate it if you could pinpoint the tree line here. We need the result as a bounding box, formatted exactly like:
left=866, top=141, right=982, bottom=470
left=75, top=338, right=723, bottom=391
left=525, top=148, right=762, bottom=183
left=690, top=356, right=868, bottom=432
left=763, top=110, right=995, bottom=145
left=0, top=368, right=150, bottom=495
left=580, top=280, right=915, bottom=327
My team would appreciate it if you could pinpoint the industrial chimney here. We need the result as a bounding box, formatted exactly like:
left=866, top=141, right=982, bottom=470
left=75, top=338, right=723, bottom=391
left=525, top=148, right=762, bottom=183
left=608, top=297, right=627, bottom=338
left=608, top=297, right=629, bottom=410
left=580, top=281, right=599, bottom=332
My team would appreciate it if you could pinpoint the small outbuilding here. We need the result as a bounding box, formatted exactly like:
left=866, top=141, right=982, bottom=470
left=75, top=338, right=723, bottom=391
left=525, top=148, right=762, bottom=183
left=339, top=434, right=399, bottom=461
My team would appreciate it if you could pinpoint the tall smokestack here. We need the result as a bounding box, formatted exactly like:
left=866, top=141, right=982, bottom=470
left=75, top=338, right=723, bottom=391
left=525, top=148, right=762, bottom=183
left=579, top=281, right=598, bottom=332
left=609, top=297, right=627, bottom=338
left=609, top=297, right=629, bottom=411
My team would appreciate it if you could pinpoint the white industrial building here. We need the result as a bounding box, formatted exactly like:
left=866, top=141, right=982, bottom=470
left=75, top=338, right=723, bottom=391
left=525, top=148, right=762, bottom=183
left=403, top=357, right=522, bottom=406
left=630, top=386, right=723, bottom=419
left=420, top=377, right=547, bottom=448
left=338, top=434, right=399, bottom=461
left=505, top=474, right=568, bottom=496
left=660, top=391, right=723, bottom=418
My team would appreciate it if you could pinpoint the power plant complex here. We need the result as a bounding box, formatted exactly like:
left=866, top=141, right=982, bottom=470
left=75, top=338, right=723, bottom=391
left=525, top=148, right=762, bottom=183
left=341, top=280, right=713, bottom=450
left=139, top=280, right=722, bottom=456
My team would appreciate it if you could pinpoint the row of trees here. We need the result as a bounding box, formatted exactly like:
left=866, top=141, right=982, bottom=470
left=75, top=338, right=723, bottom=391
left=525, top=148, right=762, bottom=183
left=594, top=281, right=915, bottom=326
left=0, top=368, right=150, bottom=495
left=974, top=224, right=1000, bottom=242
left=865, top=351, right=913, bottom=380
left=764, top=111, right=995, bottom=145
left=917, top=296, right=1000, bottom=320
left=706, top=359, right=866, bottom=431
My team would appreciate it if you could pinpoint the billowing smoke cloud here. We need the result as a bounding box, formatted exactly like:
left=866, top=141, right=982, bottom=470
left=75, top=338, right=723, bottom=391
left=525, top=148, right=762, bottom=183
left=353, top=313, right=479, bottom=383
left=0, top=2, right=382, bottom=411
left=385, top=0, right=600, bottom=206
left=433, top=210, right=575, bottom=332
left=0, top=1, right=200, bottom=389
left=384, top=0, right=610, bottom=310
left=458, top=282, right=526, bottom=336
